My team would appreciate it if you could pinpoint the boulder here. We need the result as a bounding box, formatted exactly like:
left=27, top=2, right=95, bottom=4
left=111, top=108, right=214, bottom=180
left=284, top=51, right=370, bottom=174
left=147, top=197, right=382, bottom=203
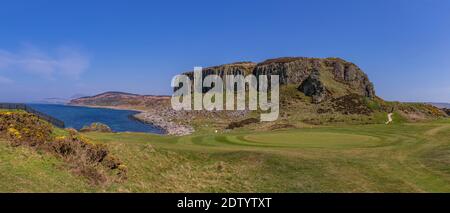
left=80, top=122, right=113, bottom=133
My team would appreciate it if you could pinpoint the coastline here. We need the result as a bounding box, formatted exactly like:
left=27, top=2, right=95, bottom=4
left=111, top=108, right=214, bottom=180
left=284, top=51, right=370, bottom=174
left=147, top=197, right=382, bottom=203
left=68, top=103, right=194, bottom=136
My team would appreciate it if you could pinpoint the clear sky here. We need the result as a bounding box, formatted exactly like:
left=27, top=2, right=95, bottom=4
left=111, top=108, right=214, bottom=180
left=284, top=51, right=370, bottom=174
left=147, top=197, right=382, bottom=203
left=0, top=0, right=449, bottom=103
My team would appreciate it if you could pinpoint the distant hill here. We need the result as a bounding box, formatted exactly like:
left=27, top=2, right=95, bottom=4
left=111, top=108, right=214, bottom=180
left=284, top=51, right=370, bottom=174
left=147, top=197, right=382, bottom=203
left=35, top=97, right=70, bottom=104
left=429, top=103, right=450, bottom=109
left=34, top=94, right=90, bottom=105
left=69, top=91, right=170, bottom=109
left=70, top=94, right=90, bottom=100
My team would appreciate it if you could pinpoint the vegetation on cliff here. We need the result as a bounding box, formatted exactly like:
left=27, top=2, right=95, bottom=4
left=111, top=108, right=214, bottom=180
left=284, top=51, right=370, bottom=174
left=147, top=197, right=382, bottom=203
left=0, top=111, right=125, bottom=185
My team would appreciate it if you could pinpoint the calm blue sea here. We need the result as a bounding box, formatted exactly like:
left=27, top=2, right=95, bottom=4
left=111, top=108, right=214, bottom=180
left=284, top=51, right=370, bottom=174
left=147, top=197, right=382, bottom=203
left=27, top=104, right=164, bottom=134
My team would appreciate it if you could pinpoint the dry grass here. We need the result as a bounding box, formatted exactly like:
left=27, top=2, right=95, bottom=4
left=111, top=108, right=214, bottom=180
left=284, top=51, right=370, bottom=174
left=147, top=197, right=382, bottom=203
left=0, top=111, right=125, bottom=185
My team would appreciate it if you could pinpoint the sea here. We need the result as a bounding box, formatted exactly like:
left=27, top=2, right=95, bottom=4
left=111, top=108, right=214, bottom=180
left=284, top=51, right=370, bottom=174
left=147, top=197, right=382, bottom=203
left=27, top=104, right=164, bottom=134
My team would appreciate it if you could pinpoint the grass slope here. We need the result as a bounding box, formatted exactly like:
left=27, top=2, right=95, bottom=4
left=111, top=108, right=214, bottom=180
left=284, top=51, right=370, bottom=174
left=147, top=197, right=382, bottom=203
left=2, top=118, right=449, bottom=192
left=0, top=139, right=93, bottom=192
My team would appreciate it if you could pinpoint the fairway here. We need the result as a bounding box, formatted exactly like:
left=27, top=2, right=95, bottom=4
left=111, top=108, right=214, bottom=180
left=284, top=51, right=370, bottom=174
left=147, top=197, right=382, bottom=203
left=242, top=132, right=380, bottom=148
left=1, top=119, right=450, bottom=192
left=78, top=119, right=450, bottom=192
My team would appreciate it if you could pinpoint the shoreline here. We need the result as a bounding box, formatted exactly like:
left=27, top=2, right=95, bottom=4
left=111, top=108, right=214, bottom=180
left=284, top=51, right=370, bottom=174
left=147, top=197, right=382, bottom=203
left=68, top=103, right=194, bottom=136
left=126, top=113, right=168, bottom=135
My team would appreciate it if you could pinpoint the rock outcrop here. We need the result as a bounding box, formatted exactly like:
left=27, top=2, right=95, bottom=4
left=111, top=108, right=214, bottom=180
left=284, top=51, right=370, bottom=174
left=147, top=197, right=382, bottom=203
left=80, top=122, right=113, bottom=133
left=133, top=112, right=194, bottom=136
left=183, top=57, right=375, bottom=103
left=443, top=108, right=450, bottom=116
left=298, top=69, right=327, bottom=103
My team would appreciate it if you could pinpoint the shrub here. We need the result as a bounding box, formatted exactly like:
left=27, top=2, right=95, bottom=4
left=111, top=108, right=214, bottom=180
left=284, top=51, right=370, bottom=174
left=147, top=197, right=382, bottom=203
left=0, top=111, right=53, bottom=146
left=0, top=111, right=126, bottom=185
left=330, top=94, right=373, bottom=115
left=50, top=132, right=108, bottom=163
left=364, top=97, right=382, bottom=111
left=226, top=118, right=259, bottom=129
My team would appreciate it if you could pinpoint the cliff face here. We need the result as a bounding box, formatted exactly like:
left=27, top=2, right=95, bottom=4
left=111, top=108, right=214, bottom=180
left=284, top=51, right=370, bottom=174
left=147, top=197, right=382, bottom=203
left=298, top=69, right=327, bottom=103
left=183, top=62, right=256, bottom=79
left=184, top=57, right=375, bottom=102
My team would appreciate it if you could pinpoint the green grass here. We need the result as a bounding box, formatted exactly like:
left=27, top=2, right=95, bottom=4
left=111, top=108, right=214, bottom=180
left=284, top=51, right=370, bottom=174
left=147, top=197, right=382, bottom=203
left=319, top=68, right=348, bottom=97
left=1, top=118, right=450, bottom=192
left=0, top=109, right=21, bottom=112
left=241, top=131, right=381, bottom=148
left=0, top=139, right=93, bottom=192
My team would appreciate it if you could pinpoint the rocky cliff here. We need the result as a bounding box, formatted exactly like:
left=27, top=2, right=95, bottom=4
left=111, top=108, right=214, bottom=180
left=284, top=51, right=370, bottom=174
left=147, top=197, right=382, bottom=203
left=184, top=57, right=375, bottom=103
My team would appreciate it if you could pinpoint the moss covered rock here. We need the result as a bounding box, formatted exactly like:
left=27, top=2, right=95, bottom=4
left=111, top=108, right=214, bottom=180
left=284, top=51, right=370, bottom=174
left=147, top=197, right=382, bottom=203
left=80, top=122, right=112, bottom=133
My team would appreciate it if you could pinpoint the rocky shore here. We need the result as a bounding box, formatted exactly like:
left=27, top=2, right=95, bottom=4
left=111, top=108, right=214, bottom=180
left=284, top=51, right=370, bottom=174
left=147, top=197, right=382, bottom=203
left=133, top=111, right=194, bottom=136
left=69, top=102, right=195, bottom=136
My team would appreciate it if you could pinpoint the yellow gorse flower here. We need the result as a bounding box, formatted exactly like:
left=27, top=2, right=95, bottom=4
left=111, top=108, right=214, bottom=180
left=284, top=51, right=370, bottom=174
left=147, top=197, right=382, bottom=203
left=55, top=136, right=67, bottom=141
left=7, top=128, right=22, bottom=139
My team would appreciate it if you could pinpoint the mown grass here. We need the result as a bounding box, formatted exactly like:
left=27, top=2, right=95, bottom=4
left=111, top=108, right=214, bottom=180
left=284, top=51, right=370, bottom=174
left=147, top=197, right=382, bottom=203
left=1, top=118, right=449, bottom=192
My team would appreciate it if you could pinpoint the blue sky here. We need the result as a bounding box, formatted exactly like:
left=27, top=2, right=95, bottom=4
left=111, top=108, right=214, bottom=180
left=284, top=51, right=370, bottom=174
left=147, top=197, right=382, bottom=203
left=0, top=0, right=449, bottom=103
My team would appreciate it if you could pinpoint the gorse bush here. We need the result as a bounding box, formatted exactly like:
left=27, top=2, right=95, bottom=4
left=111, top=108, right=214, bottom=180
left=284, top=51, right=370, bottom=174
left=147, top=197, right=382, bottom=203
left=52, top=129, right=108, bottom=163
left=0, top=111, right=53, bottom=146
left=226, top=117, right=259, bottom=129
left=50, top=129, right=126, bottom=184
left=329, top=94, right=373, bottom=115
left=0, top=111, right=126, bottom=185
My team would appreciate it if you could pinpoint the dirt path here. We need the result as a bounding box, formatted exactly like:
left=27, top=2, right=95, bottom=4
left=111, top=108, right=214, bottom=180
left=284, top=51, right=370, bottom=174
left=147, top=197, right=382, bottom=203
left=386, top=113, right=393, bottom=125
left=425, top=125, right=450, bottom=136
